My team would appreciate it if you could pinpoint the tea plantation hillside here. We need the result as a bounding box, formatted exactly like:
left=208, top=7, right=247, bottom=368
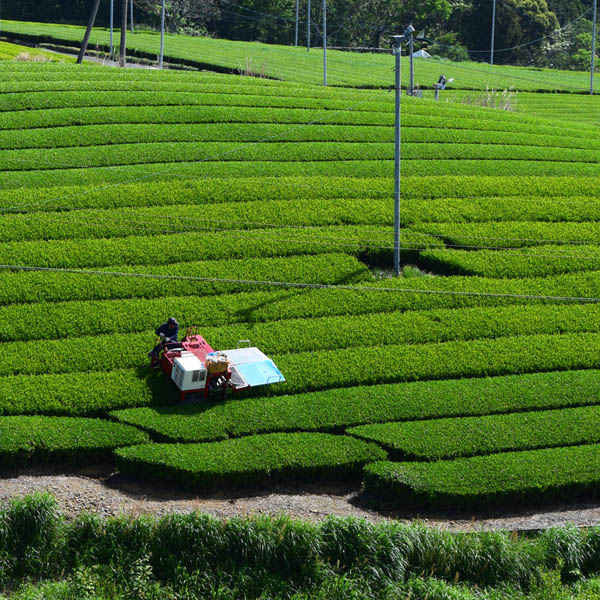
left=3, top=61, right=600, bottom=509
left=1, top=18, right=596, bottom=91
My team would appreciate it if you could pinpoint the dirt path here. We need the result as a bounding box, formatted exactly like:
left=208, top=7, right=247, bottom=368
left=2, top=468, right=600, bottom=532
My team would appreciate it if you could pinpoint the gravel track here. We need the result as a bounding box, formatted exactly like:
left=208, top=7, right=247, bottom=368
left=2, top=467, right=600, bottom=532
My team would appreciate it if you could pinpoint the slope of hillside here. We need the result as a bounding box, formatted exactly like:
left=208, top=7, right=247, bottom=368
left=2, top=62, right=600, bottom=508
left=1, top=19, right=595, bottom=91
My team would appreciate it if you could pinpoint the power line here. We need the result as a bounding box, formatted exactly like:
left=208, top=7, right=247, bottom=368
left=2, top=263, right=600, bottom=303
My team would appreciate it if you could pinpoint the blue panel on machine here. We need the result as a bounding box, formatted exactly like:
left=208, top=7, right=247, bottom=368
left=237, top=360, right=285, bottom=388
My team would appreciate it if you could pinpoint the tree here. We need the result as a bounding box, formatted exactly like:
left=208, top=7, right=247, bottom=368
left=215, top=0, right=296, bottom=44
left=464, top=0, right=559, bottom=64
left=135, top=0, right=221, bottom=34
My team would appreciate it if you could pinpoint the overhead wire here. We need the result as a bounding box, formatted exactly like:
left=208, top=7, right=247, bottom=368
left=2, top=263, right=600, bottom=304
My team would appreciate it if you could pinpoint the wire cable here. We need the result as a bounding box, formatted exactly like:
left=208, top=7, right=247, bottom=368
left=3, top=263, right=600, bottom=303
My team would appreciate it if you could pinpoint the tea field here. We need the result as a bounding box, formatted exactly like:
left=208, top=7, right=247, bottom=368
left=3, top=60, right=600, bottom=510
left=1, top=19, right=597, bottom=92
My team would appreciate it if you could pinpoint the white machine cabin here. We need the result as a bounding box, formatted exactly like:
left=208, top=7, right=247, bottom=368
left=171, top=352, right=208, bottom=391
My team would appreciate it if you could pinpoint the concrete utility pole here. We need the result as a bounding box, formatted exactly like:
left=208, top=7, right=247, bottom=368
left=120, top=0, right=128, bottom=67
left=295, top=0, right=299, bottom=45
left=408, top=26, right=414, bottom=94
left=159, top=0, right=166, bottom=68
left=110, top=0, right=114, bottom=55
left=322, top=0, right=327, bottom=85
left=490, top=0, right=496, bottom=65
left=130, top=0, right=134, bottom=33
left=307, top=0, right=311, bottom=51
left=77, top=0, right=102, bottom=64
left=592, top=0, right=597, bottom=94
left=392, top=35, right=402, bottom=277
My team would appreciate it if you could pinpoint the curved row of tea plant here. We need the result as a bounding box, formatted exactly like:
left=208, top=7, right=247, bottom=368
left=3, top=122, right=597, bottom=151
left=6, top=159, right=600, bottom=191
left=349, top=405, right=600, bottom=460
left=0, top=253, right=369, bottom=305
left=414, top=221, right=600, bottom=247
left=111, top=370, right=600, bottom=442
left=0, top=227, right=434, bottom=267
left=0, top=416, right=149, bottom=466
left=3, top=303, right=600, bottom=376
left=115, top=433, right=386, bottom=489
left=0, top=203, right=400, bottom=242
left=421, top=245, right=600, bottom=279
left=6, top=176, right=600, bottom=215
left=4, top=332, right=600, bottom=415
left=7, top=269, right=600, bottom=342
left=363, top=444, right=600, bottom=509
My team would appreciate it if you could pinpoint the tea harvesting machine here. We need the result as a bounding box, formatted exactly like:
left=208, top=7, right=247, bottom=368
left=151, top=327, right=285, bottom=401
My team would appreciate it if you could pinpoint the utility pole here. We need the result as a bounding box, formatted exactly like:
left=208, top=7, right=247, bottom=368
left=392, top=35, right=402, bottom=277
left=130, top=0, right=134, bottom=34
left=77, top=0, right=102, bottom=64
left=110, top=0, right=114, bottom=55
left=490, top=0, right=496, bottom=65
left=592, top=0, right=597, bottom=94
left=408, top=26, right=414, bottom=94
left=159, top=0, right=165, bottom=68
left=120, top=0, right=128, bottom=67
left=307, top=0, right=311, bottom=51
left=322, top=0, right=327, bottom=85
left=295, top=0, right=299, bottom=45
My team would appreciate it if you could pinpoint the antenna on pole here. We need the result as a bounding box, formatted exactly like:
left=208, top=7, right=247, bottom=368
left=77, top=0, right=102, bottom=64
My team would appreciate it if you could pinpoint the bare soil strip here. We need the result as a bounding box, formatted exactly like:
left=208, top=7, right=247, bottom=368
left=2, top=468, right=600, bottom=532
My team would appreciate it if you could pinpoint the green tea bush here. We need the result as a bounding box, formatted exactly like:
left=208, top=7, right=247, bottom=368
left=115, top=433, right=387, bottom=489
left=422, top=245, right=600, bottom=278
left=111, top=370, right=600, bottom=442
left=5, top=303, right=600, bottom=376
left=0, top=416, right=149, bottom=465
left=348, top=405, right=600, bottom=460
left=0, top=253, right=369, bottom=304
left=0, top=369, right=170, bottom=416
left=7, top=268, right=600, bottom=343
left=363, top=443, right=600, bottom=509
left=416, top=221, right=600, bottom=248
left=5, top=159, right=600, bottom=190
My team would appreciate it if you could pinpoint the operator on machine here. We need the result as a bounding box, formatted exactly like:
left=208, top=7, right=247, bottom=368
left=148, top=317, right=179, bottom=364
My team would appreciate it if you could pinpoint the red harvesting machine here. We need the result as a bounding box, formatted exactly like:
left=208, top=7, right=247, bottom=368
left=153, top=327, right=285, bottom=402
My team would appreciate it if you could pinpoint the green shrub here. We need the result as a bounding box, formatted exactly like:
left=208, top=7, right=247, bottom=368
left=111, top=369, right=600, bottom=442
left=422, top=245, right=600, bottom=279
left=6, top=303, right=600, bottom=376
left=0, top=253, right=369, bottom=304
left=0, top=416, right=149, bottom=465
left=115, top=433, right=387, bottom=489
left=348, top=405, right=600, bottom=460
left=363, top=443, right=600, bottom=509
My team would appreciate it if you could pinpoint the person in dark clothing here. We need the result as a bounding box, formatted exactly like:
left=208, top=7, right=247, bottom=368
left=149, top=317, right=180, bottom=363
left=156, top=317, right=179, bottom=342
